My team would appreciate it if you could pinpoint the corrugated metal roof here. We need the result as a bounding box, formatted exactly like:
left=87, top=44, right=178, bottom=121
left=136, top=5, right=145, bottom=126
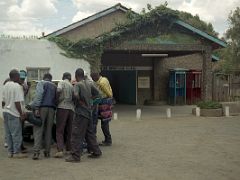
left=45, top=4, right=227, bottom=50
left=175, top=20, right=227, bottom=48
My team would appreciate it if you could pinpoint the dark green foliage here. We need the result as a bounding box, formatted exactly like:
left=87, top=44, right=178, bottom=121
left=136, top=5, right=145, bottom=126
left=178, top=11, right=218, bottom=37
left=48, top=36, right=103, bottom=72
left=226, top=7, right=240, bottom=66
left=219, top=7, right=240, bottom=73
left=197, top=101, right=222, bottom=109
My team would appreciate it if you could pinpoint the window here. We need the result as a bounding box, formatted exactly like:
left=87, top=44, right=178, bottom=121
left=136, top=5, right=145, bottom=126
left=27, top=67, right=50, bottom=80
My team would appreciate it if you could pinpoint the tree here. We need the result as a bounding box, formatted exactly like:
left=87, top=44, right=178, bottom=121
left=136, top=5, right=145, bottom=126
left=220, top=7, right=240, bottom=72
left=226, top=7, right=240, bottom=64
left=178, top=11, right=218, bottom=37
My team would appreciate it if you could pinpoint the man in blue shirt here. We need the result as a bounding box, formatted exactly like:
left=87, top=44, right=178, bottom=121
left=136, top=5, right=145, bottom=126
left=30, top=73, right=57, bottom=160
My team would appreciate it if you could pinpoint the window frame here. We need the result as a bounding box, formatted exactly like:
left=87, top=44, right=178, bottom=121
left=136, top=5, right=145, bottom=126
left=26, top=67, right=50, bottom=80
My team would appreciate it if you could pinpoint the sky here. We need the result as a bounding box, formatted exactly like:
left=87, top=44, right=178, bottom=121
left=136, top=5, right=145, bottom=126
left=0, top=0, right=239, bottom=38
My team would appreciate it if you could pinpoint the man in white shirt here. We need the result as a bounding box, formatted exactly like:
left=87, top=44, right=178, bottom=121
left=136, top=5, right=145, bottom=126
left=2, top=69, right=27, bottom=158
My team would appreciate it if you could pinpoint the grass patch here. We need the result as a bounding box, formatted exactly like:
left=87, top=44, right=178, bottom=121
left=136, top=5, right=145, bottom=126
left=197, top=101, right=222, bottom=109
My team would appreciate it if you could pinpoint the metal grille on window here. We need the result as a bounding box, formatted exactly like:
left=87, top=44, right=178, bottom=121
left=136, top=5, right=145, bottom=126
left=27, top=68, right=50, bottom=80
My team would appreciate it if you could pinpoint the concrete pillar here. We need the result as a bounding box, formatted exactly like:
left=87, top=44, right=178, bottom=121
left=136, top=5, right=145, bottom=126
left=202, top=47, right=213, bottom=101
left=153, top=59, right=161, bottom=101
left=153, top=58, right=169, bottom=102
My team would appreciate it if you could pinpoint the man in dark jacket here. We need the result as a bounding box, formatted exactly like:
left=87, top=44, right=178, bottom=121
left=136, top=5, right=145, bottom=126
left=65, top=68, right=102, bottom=163
left=30, top=73, right=57, bottom=160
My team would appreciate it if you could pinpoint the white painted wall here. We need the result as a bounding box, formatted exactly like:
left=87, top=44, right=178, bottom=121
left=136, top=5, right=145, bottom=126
left=0, top=38, right=90, bottom=117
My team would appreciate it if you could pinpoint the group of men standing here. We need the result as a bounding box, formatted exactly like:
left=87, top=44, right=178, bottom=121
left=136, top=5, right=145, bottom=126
left=2, top=68, right=113, bottom=163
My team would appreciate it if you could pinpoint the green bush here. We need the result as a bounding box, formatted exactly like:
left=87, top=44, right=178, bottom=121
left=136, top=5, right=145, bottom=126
left=197, top=101, right=222, bottom=109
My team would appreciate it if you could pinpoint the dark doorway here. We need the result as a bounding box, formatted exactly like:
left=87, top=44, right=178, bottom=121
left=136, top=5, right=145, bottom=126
left=101, top=70, right=137, bottom=104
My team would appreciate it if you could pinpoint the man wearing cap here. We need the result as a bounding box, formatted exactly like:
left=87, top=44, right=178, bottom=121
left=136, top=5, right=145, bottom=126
left=54, top=72, right=74, bottom=158
left=19, top=70, right=29, bottom=96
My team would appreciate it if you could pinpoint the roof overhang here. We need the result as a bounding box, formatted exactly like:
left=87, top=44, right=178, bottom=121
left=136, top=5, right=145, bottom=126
left=45, top=4, right=227, bottom=52
left=174, top=20, right=227, bottom=49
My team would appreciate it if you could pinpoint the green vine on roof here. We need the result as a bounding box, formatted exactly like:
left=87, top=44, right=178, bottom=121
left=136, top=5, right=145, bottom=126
left=48, top=2, right=218, bottom=72
left=48, top=36, right=103, bottom=72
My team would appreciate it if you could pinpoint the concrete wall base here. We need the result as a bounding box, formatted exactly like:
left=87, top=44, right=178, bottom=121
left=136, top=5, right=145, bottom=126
left=192, top=108, right=223, bottom=117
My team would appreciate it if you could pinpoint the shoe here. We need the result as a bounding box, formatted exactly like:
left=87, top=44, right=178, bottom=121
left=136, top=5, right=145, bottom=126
left=65, top=156, right=80, bottom=163
left=32, top=153, right=40, bottom=160
left=54, top=151, right=64, bottom=158
left=44, top=151, right=50, bottom=158
left=88, top=152, right=102, bottom=159
left=12, top=153, right=28, bottom=159
left=4, top=143, right=8, bottom=148
left=99, top=141, right=112, bottom=146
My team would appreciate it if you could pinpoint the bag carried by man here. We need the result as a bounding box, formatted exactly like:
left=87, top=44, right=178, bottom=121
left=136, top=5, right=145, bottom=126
left=26, top=111, right=42, bottom=127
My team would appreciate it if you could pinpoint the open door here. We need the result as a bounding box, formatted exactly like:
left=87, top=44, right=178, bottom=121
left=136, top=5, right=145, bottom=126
left=101, top=70, right=137, bottom=105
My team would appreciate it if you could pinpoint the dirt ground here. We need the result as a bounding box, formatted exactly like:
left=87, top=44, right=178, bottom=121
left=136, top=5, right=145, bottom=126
left=0, top=114, right=240, bottom=180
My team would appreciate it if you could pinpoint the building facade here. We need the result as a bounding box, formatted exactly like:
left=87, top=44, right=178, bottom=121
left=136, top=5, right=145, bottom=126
left=47, top=3, right=226, bottom=105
